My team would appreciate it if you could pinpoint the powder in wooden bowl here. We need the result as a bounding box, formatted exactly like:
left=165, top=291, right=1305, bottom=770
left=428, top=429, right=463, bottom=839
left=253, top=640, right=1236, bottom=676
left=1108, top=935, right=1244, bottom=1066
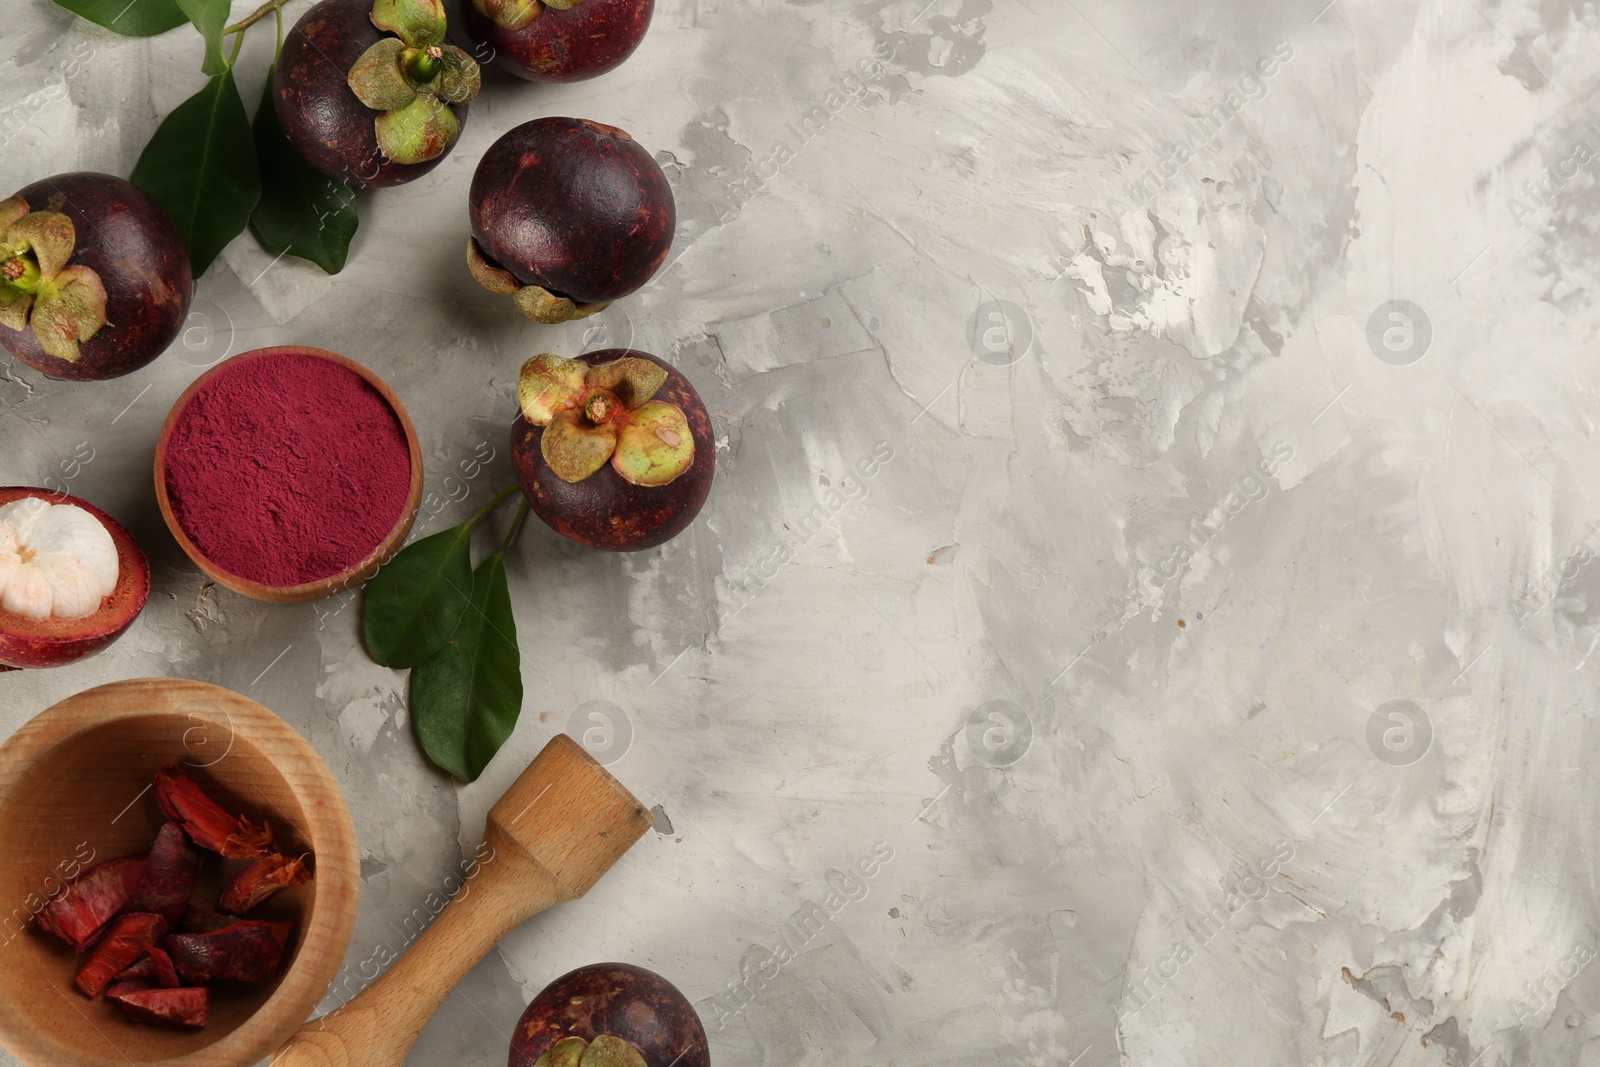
left=162, top=351, right=413, bottom=587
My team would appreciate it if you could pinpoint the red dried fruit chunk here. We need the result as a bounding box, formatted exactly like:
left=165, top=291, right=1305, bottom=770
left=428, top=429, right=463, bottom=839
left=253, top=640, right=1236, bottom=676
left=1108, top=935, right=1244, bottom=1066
left=219, top=853, right=312, bottom=914
left=146, top=944, right=180, bottom=988
left=75, top=913, right=167, bottom=998
left=105, top=979, right=155, bottom=998
left=123, top=822, right=200, bottom=924
left=178, top=906, right=239, bottom=934
left=116, top=956, right=156, bottom=981
left=164, top=920, right=292, bottom=983
left=154, top=765, right=273, bottom=859
left=37, top=856, right=145, bottom=952
left=108, top=985, right=209, bottom=1030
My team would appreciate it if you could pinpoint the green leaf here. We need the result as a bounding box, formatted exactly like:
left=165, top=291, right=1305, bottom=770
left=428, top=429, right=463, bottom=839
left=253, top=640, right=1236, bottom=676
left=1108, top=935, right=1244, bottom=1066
left=251, top=66, right=360, bottom=275
left=51, top=0, right=186, bottom=36
left=132, top=70, right=260, bottom=278
left=173, top=0, right=232, bottom=76
left=409, top=553, right=523, bottom=782
left=361, top=523, right=473, bottom=668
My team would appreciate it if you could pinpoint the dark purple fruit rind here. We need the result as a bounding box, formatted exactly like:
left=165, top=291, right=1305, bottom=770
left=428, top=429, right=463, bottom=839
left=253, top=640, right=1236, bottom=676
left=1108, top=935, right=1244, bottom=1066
left=508, top=962, right=710, bottom=1067
left=276, top=0, right=468, bottom=189
left=461, top=0, right=654, bottom=84
left=470, top=118, right=674, bottom=304
left=512, top=350, right=712, bottom=551
left=0, top=173, right=192, bottom=382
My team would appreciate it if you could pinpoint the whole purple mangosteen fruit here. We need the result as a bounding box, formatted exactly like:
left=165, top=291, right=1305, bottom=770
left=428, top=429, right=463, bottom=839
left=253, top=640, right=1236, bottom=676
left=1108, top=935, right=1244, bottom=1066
left=276, top=0, right=481, bottom=188
left=508, top=962, right=709, bottom=1067
left=0, top=173, right=192, bottom=381
left=467, top=117, right=675, bottom=323
left=511, top=350, right=713, bottom=551
left=461, top=0, right=654, bottom=83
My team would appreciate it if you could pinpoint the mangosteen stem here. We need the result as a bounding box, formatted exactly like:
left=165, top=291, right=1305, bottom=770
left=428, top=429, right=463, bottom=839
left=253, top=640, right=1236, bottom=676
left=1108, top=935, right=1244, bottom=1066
left=405, top=46, right=445, bottom=84
left=466, top=484, right=521, bottom=531
left=497, top=500, right=531, bottom=556
left=2, top=255, right=39, bottom=293
left=584, top=393, right=616, bottom=424
left=223, top=0, right=291, bottom=36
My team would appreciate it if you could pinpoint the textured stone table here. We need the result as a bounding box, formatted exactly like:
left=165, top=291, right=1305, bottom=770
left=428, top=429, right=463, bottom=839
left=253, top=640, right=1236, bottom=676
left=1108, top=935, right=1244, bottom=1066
left=4, top=1, right=1598, bottom=1064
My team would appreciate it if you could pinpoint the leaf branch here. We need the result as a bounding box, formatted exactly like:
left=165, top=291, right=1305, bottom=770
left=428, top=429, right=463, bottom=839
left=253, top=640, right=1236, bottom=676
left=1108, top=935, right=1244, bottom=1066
left=223, top=0, right=293, bottom=36
left=496, top=500, right=531, bottom=557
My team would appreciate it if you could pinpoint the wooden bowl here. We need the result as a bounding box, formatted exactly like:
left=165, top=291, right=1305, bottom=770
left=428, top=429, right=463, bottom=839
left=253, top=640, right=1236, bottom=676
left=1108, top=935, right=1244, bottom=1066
left=0, top=679, right=360, bottom=1067
left=153, top=346, right=424, bottom=604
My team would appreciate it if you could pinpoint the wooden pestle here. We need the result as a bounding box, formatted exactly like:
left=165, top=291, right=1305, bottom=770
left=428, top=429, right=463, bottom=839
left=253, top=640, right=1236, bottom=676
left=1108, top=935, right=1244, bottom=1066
left=271, top=734, right=652, bottom=1067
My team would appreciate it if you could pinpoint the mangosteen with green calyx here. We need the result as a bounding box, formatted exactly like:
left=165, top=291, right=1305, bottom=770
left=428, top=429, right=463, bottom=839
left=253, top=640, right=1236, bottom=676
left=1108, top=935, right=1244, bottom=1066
left=510, top=350, right=713, bottom=551
left=277, top=0, right=481, bottom=188
left=468, top=118, right=675, bottom=324
left=507, top=962, right=709, bottom=1067
left=0, top=173, right=192, bottom=381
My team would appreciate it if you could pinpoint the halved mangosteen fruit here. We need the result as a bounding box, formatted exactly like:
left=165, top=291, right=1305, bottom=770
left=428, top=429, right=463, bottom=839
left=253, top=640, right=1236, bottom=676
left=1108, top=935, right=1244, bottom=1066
left=0, top=486, right=151, bottom=669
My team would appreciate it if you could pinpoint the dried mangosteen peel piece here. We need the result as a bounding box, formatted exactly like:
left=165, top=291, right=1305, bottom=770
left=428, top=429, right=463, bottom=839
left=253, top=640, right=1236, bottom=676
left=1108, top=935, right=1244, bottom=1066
left=178, top=906, right=238, bottom=933
left=350, top=0, right=480, bottom=164
left=146, top=944, right=182, bottom=988
left=466, top=237, right=610, bottom=323
left=37, top=856, right=146, bottom=952
left=75, top=912, right=169, bottom=998
left=0, top=194, right=109, bottom=363
left=518, top=353, right=694, bottom=486
left=164, top=920, right=292, bottom=983
left=108, top=985, right=209, bottom=1030
left=533, top=1036, right=649, bottom=1067
left=106, top=979, right=155, bottom=997
left=116, top=957, right=157, bottom=981
left=124, top=821, right=201, bottom=924
left=154, top=764, right=274, bottom=859
left=218, top=852, right=313, bottom=914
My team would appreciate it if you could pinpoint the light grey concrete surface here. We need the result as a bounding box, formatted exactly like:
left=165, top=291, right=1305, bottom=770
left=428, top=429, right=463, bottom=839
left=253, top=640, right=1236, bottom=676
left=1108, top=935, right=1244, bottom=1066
left=5, top=0, right=1600, bottom=1064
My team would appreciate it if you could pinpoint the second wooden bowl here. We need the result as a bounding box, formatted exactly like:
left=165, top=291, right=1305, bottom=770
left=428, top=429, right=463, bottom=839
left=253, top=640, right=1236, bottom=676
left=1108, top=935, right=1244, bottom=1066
left=0, top=678, right=360, bottom=1067
left=153, top=346, right=423, bottom=604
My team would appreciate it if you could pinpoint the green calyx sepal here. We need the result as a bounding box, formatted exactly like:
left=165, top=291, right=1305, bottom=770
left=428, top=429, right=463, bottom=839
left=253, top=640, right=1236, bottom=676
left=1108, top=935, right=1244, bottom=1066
left=531, top=1036, right=648, bottom=1067
left=352, top=0, right=481, bottom=164
left=469, top=0, right=584, bottom=31
left=0, top=195, right=109, bottom=363
left=465, top=237, right=610, bottom=324
left=370, top=0, right=447, bottom=46
left=517, top=352, right=694, bottom=486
